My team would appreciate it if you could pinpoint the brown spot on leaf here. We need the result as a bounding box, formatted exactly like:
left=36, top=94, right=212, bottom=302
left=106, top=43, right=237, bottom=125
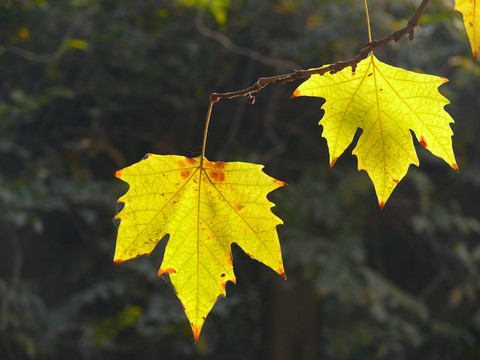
left=158, top=267, right=176, bottom=276
left=368, top=73, right=373, bottom=77
left=180, top=170, right=190, bottom=179
left=113, top=259, right=125, bottom=265
left=206, top=160, right=226, bottom=169
left=393, top=179, right=399, bottom=184
left=235, top=203, right=244, bottom=211
left=179, top=158, right=196, bottom=167
left=419, top=136, right=428, bottom=148
left=209, top=170, right=225, bottom=182
left=220, top=273, right=226, bottom=278
left=379, top=88, right=383, bottom=91
left=228, top=252, right=233, bottom=266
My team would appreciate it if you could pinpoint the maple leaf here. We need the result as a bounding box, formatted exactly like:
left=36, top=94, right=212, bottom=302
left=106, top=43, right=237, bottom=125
left=455, top=0, right=480, bottom=60
left=292, top=55, right=458, bottom=208
left=114, top=154, right=286, bottom=340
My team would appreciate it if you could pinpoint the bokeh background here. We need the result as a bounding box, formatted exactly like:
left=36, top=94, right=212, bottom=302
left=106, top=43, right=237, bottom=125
left=1, top=0, right=479, bottom=359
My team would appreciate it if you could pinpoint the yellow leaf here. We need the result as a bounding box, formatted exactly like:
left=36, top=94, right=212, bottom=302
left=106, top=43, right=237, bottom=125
left=17, top=28, right=30, bottom=40
left=176, top=0, right=230, bottom=24
left=114, top=154, right=286, bottom=340
left=67, top=39, right=89, bottom=50
left=455, top=0, right=480, bottom=60
left=292, top=55, right=457, bottom=208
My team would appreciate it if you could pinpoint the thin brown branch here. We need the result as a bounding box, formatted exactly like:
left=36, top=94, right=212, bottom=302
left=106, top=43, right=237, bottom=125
left=195, top=11, right=300, bottom=70
left=210, top=0, right=430, bottom=104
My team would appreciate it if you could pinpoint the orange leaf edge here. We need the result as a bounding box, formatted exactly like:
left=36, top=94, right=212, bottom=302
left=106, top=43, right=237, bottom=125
left=158, top=267, right=177, bottom=276
left=329, top=157, right=338, bottom=168
left=290, top=89, right=302, bottom=99
left=419, top=135, right=428, bottom=149
left=193, top=324, right=203, bottom=342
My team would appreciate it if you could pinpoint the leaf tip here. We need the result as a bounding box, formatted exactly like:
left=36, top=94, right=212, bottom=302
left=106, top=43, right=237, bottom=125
left=379, top=201, right=386, bottom=210
left=474, top=50, right=479, bottom=61
left=146, top=153, right=153, bottom=158
left=278, top=270, right=287, bottom=280
left=114, top=169, right=123, bottom=178
left=158, top=267, right=177, bottom=276
left=290, top=89, right=301, bottom=99
left=113, top=258, right=125, bottom=265
left=452, top=163, right=459, bottom=173
left=192, top=324, right=203, bottom=342
left=440, top=77, right=449, bottom=84
left=329, top=158, right=338, bottom=168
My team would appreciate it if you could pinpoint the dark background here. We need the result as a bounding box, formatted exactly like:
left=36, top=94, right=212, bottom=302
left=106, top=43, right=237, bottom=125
left=1, top=0, right=479, bottom=359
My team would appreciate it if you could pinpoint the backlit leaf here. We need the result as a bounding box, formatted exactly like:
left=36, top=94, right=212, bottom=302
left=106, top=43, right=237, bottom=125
left=455, top=0, right=480, bottom=60
left=114, top=154, right=286, bottom=340
left=292, top=55, right=458, bottom=208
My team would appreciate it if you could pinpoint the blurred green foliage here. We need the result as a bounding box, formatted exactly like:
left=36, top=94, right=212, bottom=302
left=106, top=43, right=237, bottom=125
left=0, top=0, right=479, bottom=359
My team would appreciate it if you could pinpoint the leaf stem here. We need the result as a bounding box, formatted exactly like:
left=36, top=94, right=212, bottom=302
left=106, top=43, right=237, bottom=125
left=364, top=0, right=372, bottom=44
left=201, top=99, right=215, bottom=163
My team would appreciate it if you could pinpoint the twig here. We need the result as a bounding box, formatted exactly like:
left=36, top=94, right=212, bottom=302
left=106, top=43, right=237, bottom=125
left=210, top=0, right=430, bottom=104
left=195, top=10, right=300, bottom=70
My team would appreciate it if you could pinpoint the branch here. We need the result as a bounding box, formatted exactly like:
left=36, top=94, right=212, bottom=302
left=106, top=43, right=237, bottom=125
left=195, top=11, right=300, bottom=70
left=210, top=0, right=430, bottom=104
